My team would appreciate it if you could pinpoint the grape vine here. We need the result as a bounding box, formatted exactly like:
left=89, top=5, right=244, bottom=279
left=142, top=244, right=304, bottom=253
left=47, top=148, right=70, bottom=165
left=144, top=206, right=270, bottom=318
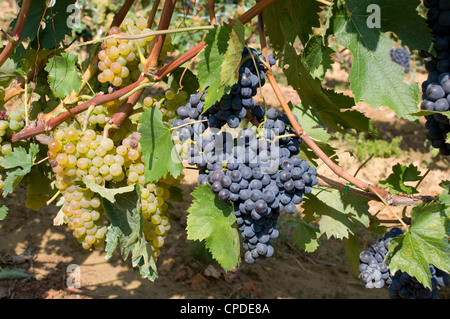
left=0, top=0, right=448, bottom=301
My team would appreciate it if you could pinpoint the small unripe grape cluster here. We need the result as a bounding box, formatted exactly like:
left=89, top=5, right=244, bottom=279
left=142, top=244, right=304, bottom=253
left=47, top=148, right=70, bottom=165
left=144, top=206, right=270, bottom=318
left=97, top=17, right=174, bottom=89
left=0, top=108, right=25, bottom=167
left=75, top=102, right=115, bottom=130
left=141, top=88, right=188, bottom=125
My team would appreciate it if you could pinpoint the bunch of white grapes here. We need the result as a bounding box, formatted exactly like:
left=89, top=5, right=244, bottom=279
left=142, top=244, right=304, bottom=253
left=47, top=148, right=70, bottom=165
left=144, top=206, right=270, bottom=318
left=47, top=127, right=112, bottom=249
left=97, top=17, right=174, bottom=88
left=0, top=108, right=25, bottom=167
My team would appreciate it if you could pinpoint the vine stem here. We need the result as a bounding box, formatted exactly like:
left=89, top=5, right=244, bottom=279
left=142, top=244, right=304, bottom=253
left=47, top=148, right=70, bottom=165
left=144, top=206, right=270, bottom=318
left=204, top=0, right=217, bottom=25
left=0, top=0, right=31, bottom=68
left=110, top=0, right=135, bottom=28
left=368, top=186, right=409, bottom=230
left=67, top=26, right=215, bottom=52
left=147, top=0, right=161, bottom=28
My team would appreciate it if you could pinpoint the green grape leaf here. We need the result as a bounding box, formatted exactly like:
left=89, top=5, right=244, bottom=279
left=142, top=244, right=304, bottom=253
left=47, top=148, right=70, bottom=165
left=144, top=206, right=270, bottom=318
left=291, top=102, right=337, bottom=166
left=186, top=185, right=240, bottom=271
left=166, top=185, right=184, bottom=203
left=102, top=185, right=158, bottom=281
left=138, top=107, right=184, bottom=183
left=0, top=89, right=4, bottom=109
left=379, top=163, right=422, bottom=195
left=2, top=144, right=40, bottom=197
left=437, top=181, right=450, bottom=207
left=0, top=268, right=30, bottom=280
left=373, top=0, right=432, bottom=52
left=302, top=187, right=371, bottom=240
left=166, top=67, right=199, bottom=97
left=331, top=1, right=421, bottom=121
left=344, top=233, right=361, bottom=276
left=45, top=52, right=82, bottom=99
left=220, top=21, right=245, bottom=89
left=0, top=58, right=21, bottom=88
left=285, top=219, right=320, bottom=253
left=82, top=176, right=134, bottom=203
left=264, top=0, right=323, bottom=49
left=272, top=21, right=378, bottom=136
left=411, top=110, right=450, bottom=119
left=387, top=202, right=450, bottom=289
left=0, top=206, right=8, bottom=221
left=25, top=165, right=52, bottom=211
left=10, top=0, right=73, bottom=49
left=302, top=35, right=335, bottom=81
left=22, top=48, right=54, bottom=75
left=197, top=22, right=244, bottom=112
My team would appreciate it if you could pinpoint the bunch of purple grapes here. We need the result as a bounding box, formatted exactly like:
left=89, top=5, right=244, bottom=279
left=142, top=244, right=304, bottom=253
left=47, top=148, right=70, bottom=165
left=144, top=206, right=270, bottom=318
left=196, top=108, right=318, bottom=263
left=359, top=227, right=449, bottom=299
left=390, top=47, right=410, bottom=73
left=172, top=47, right=276, bottom=141
left=420, top=0, right=450, bottom=155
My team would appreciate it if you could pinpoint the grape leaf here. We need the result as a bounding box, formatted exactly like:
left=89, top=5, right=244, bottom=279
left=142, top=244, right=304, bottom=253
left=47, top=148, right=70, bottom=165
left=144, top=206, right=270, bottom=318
left=291, top=102, right=337, bottom=166
left=186, top=185, right=240, bottom=271
left=372, top=0, right=432, bottom=52
left=411, top=110, right=450, bottom=119
left=1, top=144, right=40, bottom=197
left=25, top=165, right=52, bottom=211
left=102, top=185, right=158, bottom=281
left=0, top=268, right=30, bottom=280
left=387, top=202, right=450, bottom=289
left=220, top=21, right=245, bottom=89
left=272, top=22, right=378, bottom=136
left=196, top=22, right=244, bottom=112
left=331, top=1, right=421, bottom=121
left=138, top=106, right=184, bottom=183
left=344, top=233, right=361, bottom=276
left=10, top=0, right=73, bottom=49
left=81, top=176, right=134, bottom=203
left=302, top=35, right=335, bottom=81
left=437, top=181, right=450, bottom=207
left=302, top=187, right=371, bottom=240
left=45, top=52, right=82, bottom=99
left=166, top=67, right=199, bottom=97
left=285, top=219, right=320, bottom=253
left=264, top=0, right=323, bottom=49
left=265, top=1, right=360, bottom=137
left=0, top=206, right=8, bottom=221
left=379, top=163, right=422, bottom=195
left=0, top=58, right=21, bottom=88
